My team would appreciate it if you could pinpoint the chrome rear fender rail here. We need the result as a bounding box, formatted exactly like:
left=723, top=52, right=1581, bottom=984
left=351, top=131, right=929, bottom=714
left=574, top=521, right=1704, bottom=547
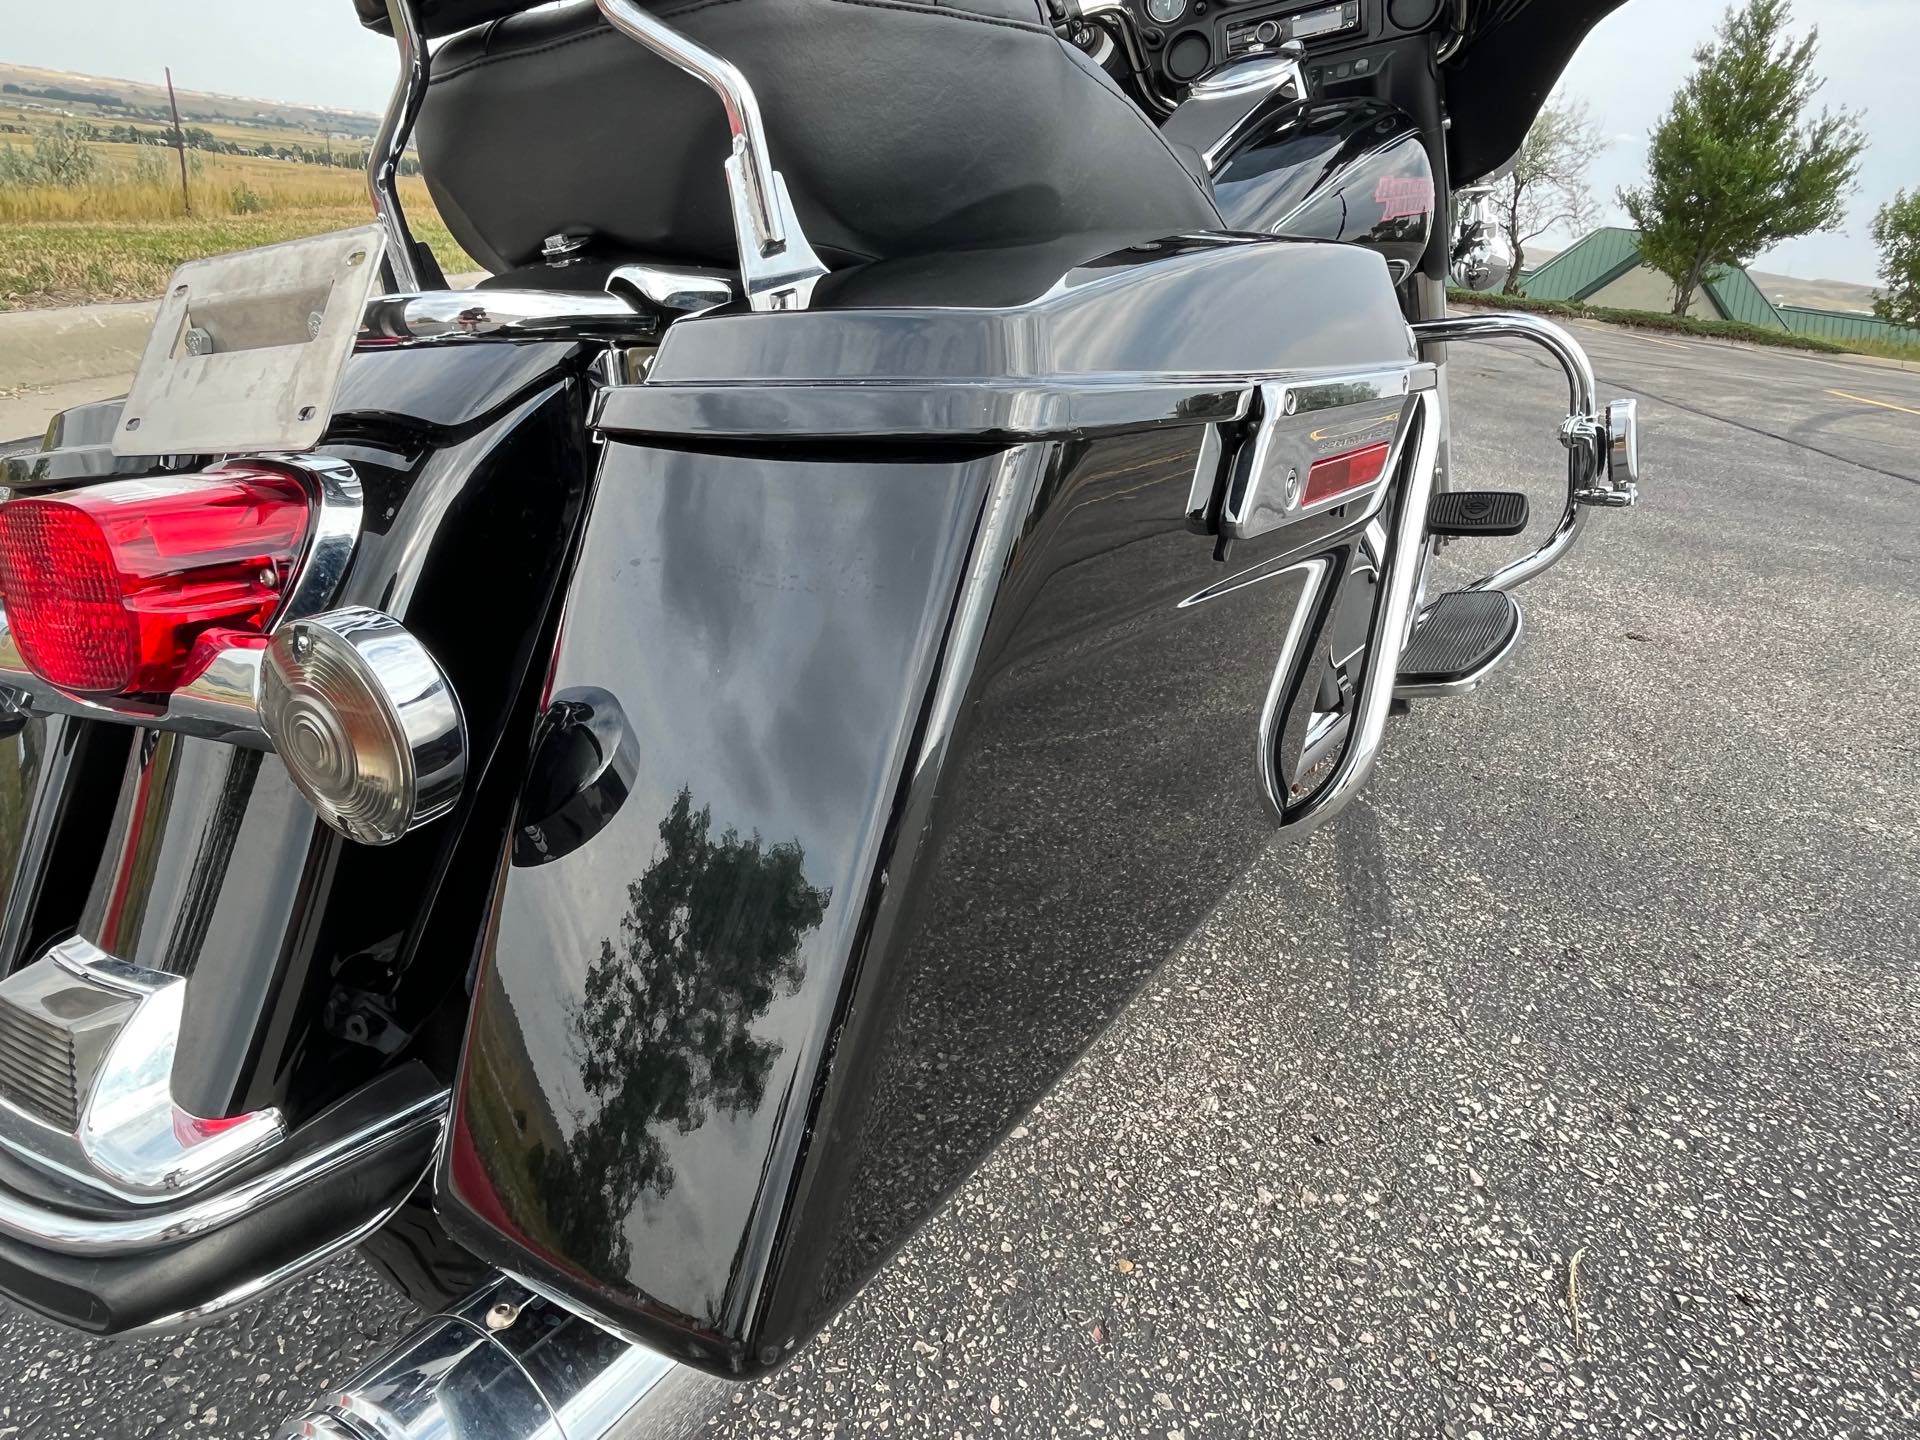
left=1264, top=386, right=1441, bottom=839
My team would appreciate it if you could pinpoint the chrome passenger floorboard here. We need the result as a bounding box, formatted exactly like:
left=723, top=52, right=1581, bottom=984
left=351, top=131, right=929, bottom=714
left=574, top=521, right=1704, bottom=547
left=1395, top=590, right=1522, bottom=698
left=1427, top=489, right=1530, bottom=537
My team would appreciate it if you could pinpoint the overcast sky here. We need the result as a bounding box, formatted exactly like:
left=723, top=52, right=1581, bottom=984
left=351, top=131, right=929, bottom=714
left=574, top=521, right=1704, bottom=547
left=4, top=0, right=1912, bottom=284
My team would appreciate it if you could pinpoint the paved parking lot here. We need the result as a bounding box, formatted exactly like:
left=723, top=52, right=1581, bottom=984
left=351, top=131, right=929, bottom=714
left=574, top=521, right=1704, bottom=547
left=3, top=323, right=1918, bottom=1437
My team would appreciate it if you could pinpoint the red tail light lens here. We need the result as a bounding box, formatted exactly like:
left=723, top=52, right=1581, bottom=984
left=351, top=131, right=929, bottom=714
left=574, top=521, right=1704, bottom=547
left=0, top=470, right=310, bottom=696
left=1303, top=441, right=1394, bottom=510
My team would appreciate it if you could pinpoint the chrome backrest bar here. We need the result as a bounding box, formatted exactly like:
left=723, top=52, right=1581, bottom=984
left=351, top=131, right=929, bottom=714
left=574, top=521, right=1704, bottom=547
left=371, top=0, right=430, bottom=295
left=594, top=0, right=828, bottom=311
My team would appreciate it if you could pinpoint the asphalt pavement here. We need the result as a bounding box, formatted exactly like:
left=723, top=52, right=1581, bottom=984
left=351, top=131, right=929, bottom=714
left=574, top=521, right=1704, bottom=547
left=2, top=324, right=1918, bottom=1437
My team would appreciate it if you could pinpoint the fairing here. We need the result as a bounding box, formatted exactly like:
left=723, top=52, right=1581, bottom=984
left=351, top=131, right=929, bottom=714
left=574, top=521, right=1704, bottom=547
left=1211, top=97, right=1435, bottom=279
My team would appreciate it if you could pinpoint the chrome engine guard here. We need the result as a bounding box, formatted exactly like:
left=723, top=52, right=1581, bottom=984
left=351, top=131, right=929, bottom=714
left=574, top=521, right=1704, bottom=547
left=1411, top=312, right=1641, bottom=594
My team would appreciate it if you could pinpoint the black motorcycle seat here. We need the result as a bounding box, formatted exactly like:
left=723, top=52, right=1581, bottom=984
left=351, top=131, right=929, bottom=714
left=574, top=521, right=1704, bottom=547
left=413, top=0, right=1224, bottom=274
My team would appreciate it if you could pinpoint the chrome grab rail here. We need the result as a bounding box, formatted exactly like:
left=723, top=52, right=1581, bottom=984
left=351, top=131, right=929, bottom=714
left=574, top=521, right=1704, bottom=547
left=595, top=0, right=828, bottom=312
left=360, top=289, right=662, bottom=345
left=1411, top=312, right=1639, bottom=594
left=371, top=0, right=430, bottom=294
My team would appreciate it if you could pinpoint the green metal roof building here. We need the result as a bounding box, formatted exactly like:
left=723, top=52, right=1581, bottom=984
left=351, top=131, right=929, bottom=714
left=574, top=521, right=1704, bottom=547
left=1518, top=228, right=1920, bottom=348
left=1519, top=227, right=1788, bottom=327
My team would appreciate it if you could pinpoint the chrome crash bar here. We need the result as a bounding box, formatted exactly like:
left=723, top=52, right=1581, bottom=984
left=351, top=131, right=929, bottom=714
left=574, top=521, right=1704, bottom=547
left=1411, top=312, right=1639, bottom=594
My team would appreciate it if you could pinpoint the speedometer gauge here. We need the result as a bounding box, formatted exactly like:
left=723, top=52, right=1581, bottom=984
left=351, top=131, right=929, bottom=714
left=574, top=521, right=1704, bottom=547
left=1146, top=0, right=1187, bottom=24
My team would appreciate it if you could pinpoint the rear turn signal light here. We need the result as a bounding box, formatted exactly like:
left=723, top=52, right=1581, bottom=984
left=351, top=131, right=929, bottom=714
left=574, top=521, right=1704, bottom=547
left=1302, top=442, right=1393, bottom=511
left=260, top=608, right=466, bottom=846
left=0, top=471, right=309, bottom=696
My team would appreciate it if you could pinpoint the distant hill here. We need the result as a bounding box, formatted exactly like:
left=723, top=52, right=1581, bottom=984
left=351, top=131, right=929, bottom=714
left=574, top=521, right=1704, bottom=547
left=1523, top=244, right=1881, bottom=316
left=1743, top=267, right=1881, bottom=316
left=0, top=61, right=378, bottom=138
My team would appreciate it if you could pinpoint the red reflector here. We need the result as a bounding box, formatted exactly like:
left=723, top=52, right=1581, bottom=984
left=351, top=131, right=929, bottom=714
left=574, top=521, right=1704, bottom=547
left=1303, top=442, right=1393, bottom=510
left=0, top=471, right=310, bottom=696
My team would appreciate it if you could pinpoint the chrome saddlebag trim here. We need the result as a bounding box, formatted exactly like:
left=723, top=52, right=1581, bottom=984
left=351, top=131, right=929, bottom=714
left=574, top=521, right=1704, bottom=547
left=1269, top=387, right=1440, bottom=837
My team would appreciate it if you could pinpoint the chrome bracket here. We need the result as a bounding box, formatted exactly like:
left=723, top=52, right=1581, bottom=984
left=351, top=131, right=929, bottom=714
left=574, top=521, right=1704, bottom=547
left=595, top=0, right=827, bottom=312
left=0, top=937, right=285, bottom=1201
left=1411, top=312, right=1640, bottom=594
left=1564, top=397, right=1640, bottom=508
left=1266, top=388, right=1442, bottom=838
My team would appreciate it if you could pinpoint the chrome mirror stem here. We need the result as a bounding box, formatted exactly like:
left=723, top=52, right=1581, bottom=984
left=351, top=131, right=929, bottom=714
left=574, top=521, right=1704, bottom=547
left=371, top=0, right=430, bottom=294
left=595, top=0, right=828, bottom=311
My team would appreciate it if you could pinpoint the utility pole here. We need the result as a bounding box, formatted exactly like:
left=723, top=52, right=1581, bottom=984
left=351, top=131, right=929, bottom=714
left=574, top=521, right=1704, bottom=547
left=164, top=66, right=192, bottom=215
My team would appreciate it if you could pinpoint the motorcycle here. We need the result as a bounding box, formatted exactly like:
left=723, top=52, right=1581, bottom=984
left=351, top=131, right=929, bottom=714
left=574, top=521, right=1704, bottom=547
left=0, top=0, right=1639, bottom=1433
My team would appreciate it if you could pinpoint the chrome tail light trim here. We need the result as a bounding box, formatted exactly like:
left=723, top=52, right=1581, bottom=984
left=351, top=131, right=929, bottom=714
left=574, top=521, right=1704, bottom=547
left=370, top=0, right=430, bottom=294
left=0, top=452, right=361, bottom=749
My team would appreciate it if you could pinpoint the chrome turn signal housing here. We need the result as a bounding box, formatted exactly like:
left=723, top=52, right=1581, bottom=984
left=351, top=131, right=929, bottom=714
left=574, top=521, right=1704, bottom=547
left=260, top=607, right=466, bottom=845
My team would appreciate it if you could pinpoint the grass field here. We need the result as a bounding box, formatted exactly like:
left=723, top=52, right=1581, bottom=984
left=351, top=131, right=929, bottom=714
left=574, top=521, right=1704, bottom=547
left=1, top=108, right=476, bottom=309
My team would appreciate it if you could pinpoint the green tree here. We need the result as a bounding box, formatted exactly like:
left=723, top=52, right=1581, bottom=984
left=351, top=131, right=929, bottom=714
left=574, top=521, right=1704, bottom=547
left=525, top=786, right=829, bottom=1287
left=1871, top=190, right=1920, bottom=330
left=1495, top=93, right=1603, bottom=296
left=1620, top=0, right=1864, bottom=316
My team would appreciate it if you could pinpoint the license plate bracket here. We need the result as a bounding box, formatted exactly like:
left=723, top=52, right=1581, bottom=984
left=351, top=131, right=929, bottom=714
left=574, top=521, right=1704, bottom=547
left=111, top=226, right=388, bottom=457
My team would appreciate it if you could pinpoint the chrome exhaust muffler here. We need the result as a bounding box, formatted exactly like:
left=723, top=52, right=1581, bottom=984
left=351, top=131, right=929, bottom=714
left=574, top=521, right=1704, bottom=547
left=281, top=1277, right=734, bottom=1439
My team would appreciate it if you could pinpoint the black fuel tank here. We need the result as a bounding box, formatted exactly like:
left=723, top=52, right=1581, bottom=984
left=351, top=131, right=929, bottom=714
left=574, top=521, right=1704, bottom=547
left=1211, top=97, right=1435, bottom=282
